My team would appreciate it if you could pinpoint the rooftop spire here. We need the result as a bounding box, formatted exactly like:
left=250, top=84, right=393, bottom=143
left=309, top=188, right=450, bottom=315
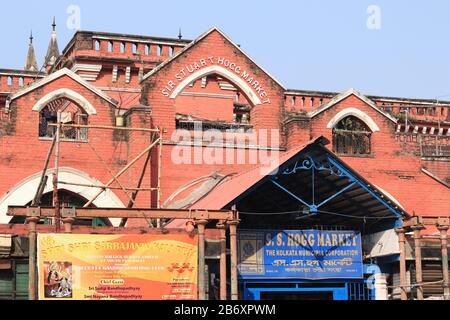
left=25, top=30, right=38, bottom=71
left=178, top=28, right=182, bottom=40
left=44, top=16, right=60, bottom=70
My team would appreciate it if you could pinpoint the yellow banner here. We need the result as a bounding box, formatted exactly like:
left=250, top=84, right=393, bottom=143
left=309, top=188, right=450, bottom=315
left=37, top=233, right=198, bottom=300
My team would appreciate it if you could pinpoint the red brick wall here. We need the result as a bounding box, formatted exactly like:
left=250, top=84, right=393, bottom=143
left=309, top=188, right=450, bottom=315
left=0, top=75, right=153, bottom=211
left=422, top=159, right=450, bottom=184
left=301, top=94, right=450, bottom=216
left=141, top=29, right=285, bottom=143
left=0, top=28, right=448, bottom=227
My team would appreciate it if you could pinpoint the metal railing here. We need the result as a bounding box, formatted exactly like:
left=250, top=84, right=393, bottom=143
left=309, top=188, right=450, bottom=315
left=332, top=130, right=372, bottom=155
left=419, top=135, right=450, bottom=157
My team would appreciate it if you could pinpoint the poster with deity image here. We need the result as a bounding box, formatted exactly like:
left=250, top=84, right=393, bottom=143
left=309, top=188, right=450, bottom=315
left=37, top=233, right=198, bottom=300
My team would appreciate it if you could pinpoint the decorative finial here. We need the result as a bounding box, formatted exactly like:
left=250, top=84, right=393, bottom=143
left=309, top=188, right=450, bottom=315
left=29, top=30, right=33, bottom=44
left=52, top=16, right=56, bottom=31
left=178, top=28, right=182, bottom=40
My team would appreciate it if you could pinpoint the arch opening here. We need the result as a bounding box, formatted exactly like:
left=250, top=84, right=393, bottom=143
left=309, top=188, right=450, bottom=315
left=32, top=88, right=97, bottom=115
left=0, top=167, right=124, bottom=226
left=332, top=115, right=373, bottom=155
left=38, top=96, right=89, bottom=141
left=172, top=66, right=260, bottom=133
left=170, top=65, right=262, bottom=105
left=327, top=107, right=380, bottom=132
left=11, top=189, right=110, bottom=227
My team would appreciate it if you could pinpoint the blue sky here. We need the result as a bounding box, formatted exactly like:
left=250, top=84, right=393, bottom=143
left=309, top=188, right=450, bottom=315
left=1, top=0, right=450, bottom=100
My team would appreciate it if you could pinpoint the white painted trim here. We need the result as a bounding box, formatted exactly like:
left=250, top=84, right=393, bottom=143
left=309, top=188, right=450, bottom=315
left=0, top=167, right=124, bottom=226
left=373, top=184, right=405, bottom=210
left=9, top=67, right=118, bottom=107
left=169, top=65, right=263, bottom=105
left=0, top=71, right=45, bottom=78
left=141, top=27, right=286, bottom=90
left=308, top=88, right=398, bottom=124
left=326, top=107, right=380, bottom=132
left=32, top=88, right=97, bottom=115
left=71, top=64, right=102, bottom=73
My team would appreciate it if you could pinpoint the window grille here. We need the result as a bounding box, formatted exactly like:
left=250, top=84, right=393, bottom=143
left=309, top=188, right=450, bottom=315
left=333, top=116, right=372, bottom=155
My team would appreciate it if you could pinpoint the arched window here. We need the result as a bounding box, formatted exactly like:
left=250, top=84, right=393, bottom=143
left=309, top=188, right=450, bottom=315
left=39, top=98, right=88, bottom=141
left=332, top=116, right=372, bottom=155
left=95, top=40, right=101, bottom=51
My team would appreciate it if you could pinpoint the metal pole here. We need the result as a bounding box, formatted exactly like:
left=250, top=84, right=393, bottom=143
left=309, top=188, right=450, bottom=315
left=49, top=123, right=159, bottom=132
left=32, top=134, right=56, bottom=206
left=119, top=146, right=153, bottom=227
left=412, top=225, right=424, bottom=300
left=217, top=221, right=227, bottom=300
left=396, top=228, right=408, bottom=300
left=53, top=111, right=61, bottom=231
left=157, top=129, right=163, bottom=228
left=87, top=142, right=135, bottom=204
left=228, top=220, right=239, bottom=300
left=438, top=225, right=450, bottom=300
left=84, top=139, right=159, bottom=207
left=26, top=216, right=39, bottom=300
left=196, top=219, right=208, bottom=300
left=157, top=131, right=162, bottom=208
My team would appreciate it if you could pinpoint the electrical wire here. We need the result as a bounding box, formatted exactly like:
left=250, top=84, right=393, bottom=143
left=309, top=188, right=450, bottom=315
left=239, top=209, right=398, bottom=221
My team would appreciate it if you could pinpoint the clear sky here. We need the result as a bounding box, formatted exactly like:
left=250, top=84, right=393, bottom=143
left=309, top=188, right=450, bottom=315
left=1, top=0, right=449, bottom=100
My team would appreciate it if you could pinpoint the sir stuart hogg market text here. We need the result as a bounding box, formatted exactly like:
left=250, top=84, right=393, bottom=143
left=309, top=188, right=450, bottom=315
left=161, top=56, right=271, bottom=104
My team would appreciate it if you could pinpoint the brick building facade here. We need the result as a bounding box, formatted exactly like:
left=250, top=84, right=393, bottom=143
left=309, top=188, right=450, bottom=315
left=0, top=23, right=449, bottom=300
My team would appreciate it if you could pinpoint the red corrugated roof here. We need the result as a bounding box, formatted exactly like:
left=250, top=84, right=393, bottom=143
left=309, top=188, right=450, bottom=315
left=190, top=136, right=327, bottom=210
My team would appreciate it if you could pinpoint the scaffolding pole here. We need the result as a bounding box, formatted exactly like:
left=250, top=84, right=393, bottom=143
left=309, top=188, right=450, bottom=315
left=31, top=134, right=56, bottom=206
left=53, top=111, right=61, bottom=231
left=83, top=138, right=160, bottom=208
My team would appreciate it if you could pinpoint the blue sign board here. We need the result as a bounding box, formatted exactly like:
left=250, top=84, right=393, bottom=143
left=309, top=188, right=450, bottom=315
left=238, top=230, right=363, bottom=280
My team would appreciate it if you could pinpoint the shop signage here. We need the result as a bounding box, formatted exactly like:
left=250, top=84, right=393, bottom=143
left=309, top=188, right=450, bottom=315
left=238, top=230, right=363, bottom=279
left=162, top=56, right=271, bottom=104
left=37, top=233, right=198, bottom=300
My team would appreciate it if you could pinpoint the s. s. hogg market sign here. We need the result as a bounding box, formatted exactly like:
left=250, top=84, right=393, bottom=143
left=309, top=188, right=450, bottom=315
left=161, top=56, right=271, bottom=104
left=238, top=230, right=363, bottom=280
